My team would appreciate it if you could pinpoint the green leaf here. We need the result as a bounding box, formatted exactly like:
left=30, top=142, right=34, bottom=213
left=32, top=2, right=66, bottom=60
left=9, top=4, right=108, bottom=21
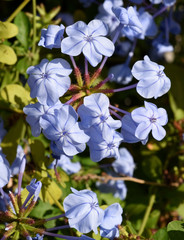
left=125, top=220, right=137, bottom=235
left=30, top=200, right=55, bottom=219
left=146, top=210, right=160, bottom=229
left=0, top=84, right=31, bottom=110
left=16, top=57, right=31, bottom=74
left=152, top=228, right=169, bottom=240
left=0, top=44, right=17, bottom=65
left=1, top=117, right=26, bottom=164
left=167, top=221, right=184, bottom=240
left=14, top=12, right=30, bottom=49
left=169, top=93, right=184, bottom=121
left=40, top=179, right=62, bottom=205
left=142, top=156, right=162, bottom=181
left=0, top=21, right=18, bottom=39
left=30, top=140, right=46, bottom=168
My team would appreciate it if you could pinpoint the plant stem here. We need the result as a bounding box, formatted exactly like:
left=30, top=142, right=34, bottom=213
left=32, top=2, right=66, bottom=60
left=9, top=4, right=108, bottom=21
left=32, top=0, right=37, bottom=56
left=6, top=0, right=31, bottom=22
left=138, top=193, right=156, bottom=236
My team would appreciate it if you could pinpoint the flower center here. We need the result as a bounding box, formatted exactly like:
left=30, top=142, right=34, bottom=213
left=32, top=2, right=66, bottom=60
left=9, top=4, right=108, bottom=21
left=41, top=73, right=49, bottom=79
left=90, top=202, right=98, bottom=208
left=107, top=142, right=115, bottom=149
left=99, top=114, right=107, bottom=122
left=84, top=35, right=93, bottom=42
left=157, top=70, right=164, bottom=77
left=150, top=117, right=157, bottom=123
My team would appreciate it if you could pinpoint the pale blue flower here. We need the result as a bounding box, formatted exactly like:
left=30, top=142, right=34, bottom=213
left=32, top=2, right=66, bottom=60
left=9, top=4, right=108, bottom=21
left=109, top=63, right=132, bottom=84
left=132, top=55, right=171, bottom=99
left=61, top=19, right=115, bottom=67
left=23, top=100, right=62, bottom=137
left=27, top=58, right=72, bottom=106
left=40, top=105, right=90, bottom=157
left=49, top=155, right=81, bottom=175
left=63, top=187, right=104, bottom=234
left=96, top=0, right=123, bottom=34
left=112, top=148, right=135, bottom=176
left=87, top=127, right=123, bottom=162
left=121, top=114, right=148, bottom=145
left=112, top=6, right=143, bottom=40
left=38, top=24, right=65, bottom=49
left=78, top=93, right=121, bottom=133
left=131, top=101, right=168, bottom=141
left=96, top=179, right=127, bottom=200
left=100, top=203, right=123, bottom=239
left=10, top=145, right=25, bottom=176
left=0, top=152, right=10, bottom=188
left=26, top=179, right=42, bottom=202
left=138, top=11, right=158, bottom=39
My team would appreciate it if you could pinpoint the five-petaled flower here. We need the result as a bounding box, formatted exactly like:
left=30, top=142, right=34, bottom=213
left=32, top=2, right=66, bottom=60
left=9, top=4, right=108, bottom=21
left=61, top=19, right=115, bottom=67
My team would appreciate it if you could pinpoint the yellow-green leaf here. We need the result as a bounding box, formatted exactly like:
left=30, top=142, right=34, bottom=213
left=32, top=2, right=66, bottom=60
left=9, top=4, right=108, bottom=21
left=0, top=44, right=17, bottom=65
left=0, top=21, right=18, bottom=39
left=40, top=180, right=62, bottom=205
left=0, top=84, right=31, bottom=109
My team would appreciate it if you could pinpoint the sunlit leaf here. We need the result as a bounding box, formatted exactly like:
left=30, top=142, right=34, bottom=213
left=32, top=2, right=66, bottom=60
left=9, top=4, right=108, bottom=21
left=0, top=44, right=17, bottom=65
left=0, top=21, right=18, bottom=39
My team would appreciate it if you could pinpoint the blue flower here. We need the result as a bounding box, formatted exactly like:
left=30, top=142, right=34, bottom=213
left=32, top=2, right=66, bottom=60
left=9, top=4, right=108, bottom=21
left=61, top=19, right=115, bottom=67
left=96, top=0, right=123, bottom=34
left=87, top=127, right=123, bottom=162
left=40, top=105, right=90, bottom=156
left=109, top=63, right=133, bottom=84
left=100, top=203, right=123, bottom=240
left=23, top=100, right=62, bottom=137
left=0, top=152, right=10, bottom=188
left=26, top=179, right=42, bottom=201
left=138, top=11, right=158, bottom=39
left=132, top=55, right=171, bottom=99
left=38, top=24, right=65, bottom=49
left=112, top=148, right=135, bottom=177
left=96, top=178, right=127, bottom=200
left=121, top=114, right=148, bottom=145
left=163, top=0, right=176, bottom=6
left=78, top=93, right=121, bottom=133
left=10, top=145, right=25, bottom=176
left=49, top=155, right=81, bottom=175
left=27, top=58, right=72, bottom=106
left=131, top=101, right=168, bottom=141
left=112, top=6, right=143, bottom=41
left=63, top=187, right=104, bottom=234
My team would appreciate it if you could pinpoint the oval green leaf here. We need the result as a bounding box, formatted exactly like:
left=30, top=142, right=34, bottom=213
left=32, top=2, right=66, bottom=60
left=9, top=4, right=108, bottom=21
left=0, top=21, right=18, bottom=39
left=0, top=44, right=17, bottom=65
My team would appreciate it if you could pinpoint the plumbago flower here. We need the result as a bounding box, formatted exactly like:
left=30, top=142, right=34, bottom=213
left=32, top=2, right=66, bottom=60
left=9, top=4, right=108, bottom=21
left=131, top=101, right=168, bottom=141
left=38, top=24, right=65, bottom=49
left=40, top=105, right=90, bottom=157
left=23, top=100, right=62, bottom=137
left=49, top=155, right=81, bottom=175
left=63, top=187, right=104, bottom=233
left=132, top=55, right=171, bottom=99
left=0, top=152, right=10, bottom=188
left=78, top=93, right=121, bottom=133
left=61, top=19, right=115, bottom=67
left=112, top=6, right=143, bottom=40
left=27, top=58, right=72, bottom=106
left=87, top=126, right=123, bottom=162
left=99, top=203, right=123, bottom=240
left=112, top=147, right=135, bottom=177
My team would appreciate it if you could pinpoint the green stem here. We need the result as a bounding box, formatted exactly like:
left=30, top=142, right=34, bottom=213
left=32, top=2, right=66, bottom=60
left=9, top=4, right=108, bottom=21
left=138, top=193, right=156, bottom=236
left=6, top=0, right=31, bottom=22
left=32, top=0, right=37, bottom=56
